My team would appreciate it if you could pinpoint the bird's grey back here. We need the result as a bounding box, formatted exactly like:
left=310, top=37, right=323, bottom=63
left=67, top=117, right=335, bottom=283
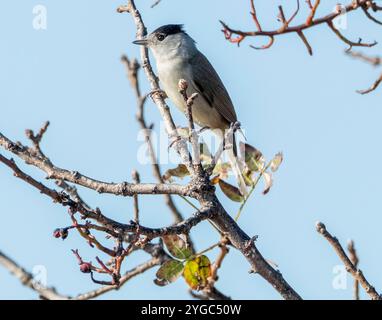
left=189, top=52, right=237, bottom=126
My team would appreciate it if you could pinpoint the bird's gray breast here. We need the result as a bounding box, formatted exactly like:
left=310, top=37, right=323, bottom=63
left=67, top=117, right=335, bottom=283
left=156, top=57, right=227, bottom=129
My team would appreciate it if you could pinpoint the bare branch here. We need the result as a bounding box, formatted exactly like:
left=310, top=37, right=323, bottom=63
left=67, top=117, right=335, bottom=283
left=0, top=152, right=209, bottom=241
left=74, top=257, right=161, bottom=300
left=121, top=55, right=186, bottom=223
left=221, top=0, right=381, bottom=54
left=150, top=0, right=162, bottom=8
left=346, top=51, right=382, bottom=94
left=346, top=51, right=381, bottom=66
left=316, top=222, right=381, bottom=300
left=0, top=250, right=68, bottom=300
left=357, top=72, right=382, bottom=94
left=326, top=20, right=376, bottom=52
left=132, top=170, right=140, bottom=224
left=178, top=79, right=203, bottom=174
left=0, top=132, right=192, bottom=198
left=347, top=240, right=360, bottom=300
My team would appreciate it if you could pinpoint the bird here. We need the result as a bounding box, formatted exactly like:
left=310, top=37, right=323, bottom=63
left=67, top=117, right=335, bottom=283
left=133, top=24, right=247, bottom=196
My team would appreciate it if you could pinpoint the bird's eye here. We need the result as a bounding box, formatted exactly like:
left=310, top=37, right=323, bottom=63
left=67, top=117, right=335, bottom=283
left=156, top=34, right=165, bottom=41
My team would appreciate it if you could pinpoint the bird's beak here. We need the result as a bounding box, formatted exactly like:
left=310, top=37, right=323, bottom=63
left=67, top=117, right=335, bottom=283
left=133, top=38, right=149, bottom=46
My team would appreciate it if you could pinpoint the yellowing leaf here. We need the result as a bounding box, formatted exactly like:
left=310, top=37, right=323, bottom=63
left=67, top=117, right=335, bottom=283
left=240, top=142, right=264, bottom=172
left=155, top=260, right=184, bottom=286
left=263, top=172, right=273, bottom=195
left=210, top=175, right=220, bottom=185
left=270, top=152, right=283, bottom=172
left=162, top=234, right=193, bottom=260
left=183, top=255, right=211, bottom=290
left=212, top=162, right=231, bottom=180
left=219, top=179, right=244, bottom=202
left=163, top=164, right=190, bottom=181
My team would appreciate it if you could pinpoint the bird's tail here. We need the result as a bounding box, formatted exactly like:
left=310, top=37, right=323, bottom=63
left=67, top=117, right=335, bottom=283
left=225, top=133, right=248, bottom=198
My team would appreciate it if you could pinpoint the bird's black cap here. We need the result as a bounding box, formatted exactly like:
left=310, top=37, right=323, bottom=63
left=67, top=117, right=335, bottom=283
left=152, top=24, right=185, bottom=36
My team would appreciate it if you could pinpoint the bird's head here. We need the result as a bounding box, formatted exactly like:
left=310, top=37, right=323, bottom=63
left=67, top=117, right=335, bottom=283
left=133, top=24, right=196, bottom=60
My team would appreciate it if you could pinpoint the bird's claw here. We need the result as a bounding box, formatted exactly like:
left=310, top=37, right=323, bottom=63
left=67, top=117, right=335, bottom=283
left=148, top=89, right=167, bottom=100
left=197, top=126, right=210, bottom=135
left=168, top=136, right=182, bottom=151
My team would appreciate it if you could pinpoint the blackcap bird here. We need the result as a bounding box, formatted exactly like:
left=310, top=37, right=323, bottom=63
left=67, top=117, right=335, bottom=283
left=133, top=24, right=247, bottom=196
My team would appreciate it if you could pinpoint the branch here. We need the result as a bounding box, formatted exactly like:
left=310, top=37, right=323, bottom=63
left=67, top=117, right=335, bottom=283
left=131, top=170, right=140, bottom=224
left=0, top=152, right=210, bottom=240
left=178, top=79, right=203, bottom=174
left=316, top=222, right=381, bottom=300
left=150, top=0, right=162, bottom=8
left=117, top=2, right=193, bottom=174
left=74, top=257, right=161, bottom=300
left=221, top=0, right=380, bottom=55
left=346, top=50, right=382, bottom=94
left=0, top=132, right=192, bottom=197
left=204, top=237, right=230, bottom=299
left=347, top=240, right=360, bottom=300
left=346, top=51, right=381, bottom=66
left=357, top=73, right=382, bottom=94
left=121, top=55, right=186, bottom=223
left=0, top=250, right=68, bottom=300
left=118, top=0, right=302, bottom=301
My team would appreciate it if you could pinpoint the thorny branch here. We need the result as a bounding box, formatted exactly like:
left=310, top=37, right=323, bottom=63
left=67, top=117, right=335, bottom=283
left=221, top=0, right=381, bottom=55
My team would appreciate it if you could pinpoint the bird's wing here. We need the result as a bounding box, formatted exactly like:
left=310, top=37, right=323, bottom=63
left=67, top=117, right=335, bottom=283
left=189, top=53, right=237, bottom=124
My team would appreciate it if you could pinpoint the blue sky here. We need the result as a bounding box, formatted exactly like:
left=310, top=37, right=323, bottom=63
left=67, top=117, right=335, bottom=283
left=1, top=0, right=381, bottom=300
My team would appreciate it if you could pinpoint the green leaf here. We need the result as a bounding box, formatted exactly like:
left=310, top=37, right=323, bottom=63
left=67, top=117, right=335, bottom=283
left=154, top=260, right=184, bottom=286
left=163, top=164, right=190, bottom=181
left=219, top=179, right=244, bottom=202
left=240, top=142, right=264, bottom=172
left=270, top=152, right=283, bottom=172
left=183, top=255, right=211, bottom=290
left=162, top=234, right=193, bottom=260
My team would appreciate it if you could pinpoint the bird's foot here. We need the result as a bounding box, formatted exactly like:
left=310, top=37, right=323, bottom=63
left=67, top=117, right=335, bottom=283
left=168, top=135, right=182, bottom=151
left=148, top=89, right=167, bottom=100
left=231, top=121, right=241, bottom=132
left=197, top=126, right=210, bottom=135
left=222, top=139, right=234, bottom=152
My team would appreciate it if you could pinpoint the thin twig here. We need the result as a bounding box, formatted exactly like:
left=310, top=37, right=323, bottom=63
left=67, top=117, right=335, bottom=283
left=221, top=0, right=380, bottom=54
left=121, top=54, right=186, bottom=223
left=347, top=240, right=360, bottom=300
left=132, top=170, right=140, bottom=224
left=316, top=222, right=381, bottom=300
